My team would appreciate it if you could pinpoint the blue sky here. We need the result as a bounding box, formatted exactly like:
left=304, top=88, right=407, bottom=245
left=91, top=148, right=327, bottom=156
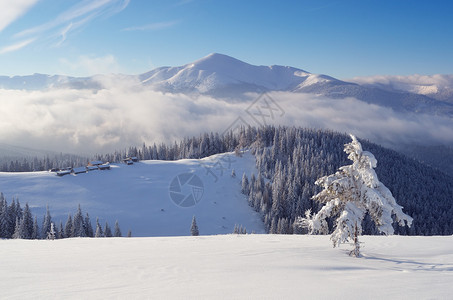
left=0, top=0, right=452, bottom=79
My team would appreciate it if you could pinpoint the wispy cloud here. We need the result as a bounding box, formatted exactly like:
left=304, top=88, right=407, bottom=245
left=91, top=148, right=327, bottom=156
left=122, top=20, right=179, bottom=32
left=0, top=0, right=39, bottom=32
left=0, top=39, right=35, bottom=55
left=13, top=0, right=129, bottom=47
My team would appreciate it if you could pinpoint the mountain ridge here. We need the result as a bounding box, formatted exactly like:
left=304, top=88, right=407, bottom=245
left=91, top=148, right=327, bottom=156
left=1, top=53, right=453, bottom=116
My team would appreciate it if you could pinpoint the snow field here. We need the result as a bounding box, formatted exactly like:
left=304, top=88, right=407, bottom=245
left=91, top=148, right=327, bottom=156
left=0, top=152, right=265, bottom=236
left=0, top=235, right=452, bottom=299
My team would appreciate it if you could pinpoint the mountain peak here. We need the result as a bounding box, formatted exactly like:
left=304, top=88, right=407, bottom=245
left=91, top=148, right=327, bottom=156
left=190, top=53, right=250, bottom=70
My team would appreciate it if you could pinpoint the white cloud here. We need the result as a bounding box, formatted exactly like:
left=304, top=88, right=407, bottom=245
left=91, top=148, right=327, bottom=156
left=1, top=81, right=452, bottom=155
left=0, top=0, right=39, bottom=32
left=348, top=74, right=453, bottom=102
left=0, top=38, right=35, bottom=54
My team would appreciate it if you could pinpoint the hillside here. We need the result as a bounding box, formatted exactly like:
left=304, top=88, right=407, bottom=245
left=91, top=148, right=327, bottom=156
left=1, top=127, right=452, bottom=237
left=0, top=152, right=265, bottom=237
left=1, top=235, right=452, bottom=299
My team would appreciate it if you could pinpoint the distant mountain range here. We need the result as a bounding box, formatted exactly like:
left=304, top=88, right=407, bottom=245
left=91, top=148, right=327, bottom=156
left=1, top=53, right=453, bottom=117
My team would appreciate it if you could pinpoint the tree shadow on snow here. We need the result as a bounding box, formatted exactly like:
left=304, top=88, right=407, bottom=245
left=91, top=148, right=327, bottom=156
left=361, top=255, right=453, bottom=272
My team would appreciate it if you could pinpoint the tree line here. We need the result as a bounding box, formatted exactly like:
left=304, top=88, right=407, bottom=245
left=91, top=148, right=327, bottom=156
left=0, top=194, right=128, bottom=239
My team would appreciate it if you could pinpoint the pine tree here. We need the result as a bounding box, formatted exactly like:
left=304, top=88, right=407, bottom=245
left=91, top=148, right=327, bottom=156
left=190, top=216, right=199, bottom=236
left=0, top=199, right=9, bottom=238
left=12, top=217, right=22, bottom=239
left=72, top=204, right=86, bottom=237
left=104, top=222, right=112, bottom=237
left=64, top=214, right=73, bottom=238
left=31, top=216, right=39, bottom=239
left=84, top=213, right=94, bottom=237
left=114, top=220, right=122, bottom=237
left=127, top=229, right=132, bottom=237
left=298, top=135, right=413, bottom=257
left=58, top=221, right=65, bottom=239
left=41, top=205, right=52, bottom=239
left=22, top=203, right=33, bottom=239
left=241, top=173, right=249, bottom=195
left=47, top=222, right=56, bottom=240
left=95, top=218, right=103, bottom=237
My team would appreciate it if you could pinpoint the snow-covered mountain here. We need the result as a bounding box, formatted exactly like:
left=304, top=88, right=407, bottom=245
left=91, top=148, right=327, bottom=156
left=349, top=74, right=453, bottom=104
left=138, top=53, right=453, bottom=116
left=139, top=53, right=335, bottom=95
left=1, top=53, right=453, bottom=116
left=0, top=152, right=265, bottom=237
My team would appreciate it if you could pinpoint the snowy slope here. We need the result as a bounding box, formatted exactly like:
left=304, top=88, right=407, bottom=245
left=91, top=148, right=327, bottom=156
left=139, top=53, right=318, bottom=94
left=1, top=235, right=452, bottom=299
left=0, top=152, right=265, bottom=236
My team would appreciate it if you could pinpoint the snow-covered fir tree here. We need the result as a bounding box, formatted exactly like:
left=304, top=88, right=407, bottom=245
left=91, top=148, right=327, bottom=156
left=64, top=214, right=73, bottom=238
left=104, top=222, right=113, bottom=237
left=22, top=203, right=34, bottom=239
left=31, top=216, right=39, bottom=239
left=47, top=222, right=56, bottom=240
left=72, top=204, right=86, bottom=237
left=41, top=205, right=52, bottom=239
left=95, top=218, right=103, bottom=237
left=84, top=213, right=94, bottom=237
left=190, top=216, right=199, bottom=236
left=297, top=135, right=413, bottom=256
left=114, top=220, right=122, bottom=237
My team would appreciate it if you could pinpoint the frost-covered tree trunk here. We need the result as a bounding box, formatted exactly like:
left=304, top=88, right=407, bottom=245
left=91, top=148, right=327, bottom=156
left=297, top=135, right=413, bottom=257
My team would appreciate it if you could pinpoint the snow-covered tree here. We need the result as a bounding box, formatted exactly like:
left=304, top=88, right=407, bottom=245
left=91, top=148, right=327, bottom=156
left=64, top=214, right=73, bottom=238
left=298, top=135, right=413, bottom=257
left=84, top=213, right=94, bottom=237
left=41, top=205, right=52, bottom=239
left=47, top=222, right=56, bottom=240
left=58, top=221, right=65, bottom=239
left=95, top=218, right=103, bottom=238
left=114, top=220, right=122, bottom=237
left=12, top=217, right=22, bottom=239
left=22, top=203, right=33, bottom=239
left=104, top=222, right=112, bottom=237
left=190, top=216, right=199, bottom=236
left=31, top=216, right=39, bottom=239
left=72, top=204, right=86, bottom=237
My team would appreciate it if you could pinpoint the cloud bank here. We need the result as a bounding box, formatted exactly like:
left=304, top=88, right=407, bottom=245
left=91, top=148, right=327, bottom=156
left=1, top=80, right=453, bottom=155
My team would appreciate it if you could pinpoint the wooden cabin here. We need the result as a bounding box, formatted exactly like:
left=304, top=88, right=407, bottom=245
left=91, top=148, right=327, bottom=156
left=72, top=167, right=87, bottom=174
left=56, top=170, right=71, bottom=176
left=88, top=160, right=104, bottom=166
left=98, top=163, right=111, bottom=170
